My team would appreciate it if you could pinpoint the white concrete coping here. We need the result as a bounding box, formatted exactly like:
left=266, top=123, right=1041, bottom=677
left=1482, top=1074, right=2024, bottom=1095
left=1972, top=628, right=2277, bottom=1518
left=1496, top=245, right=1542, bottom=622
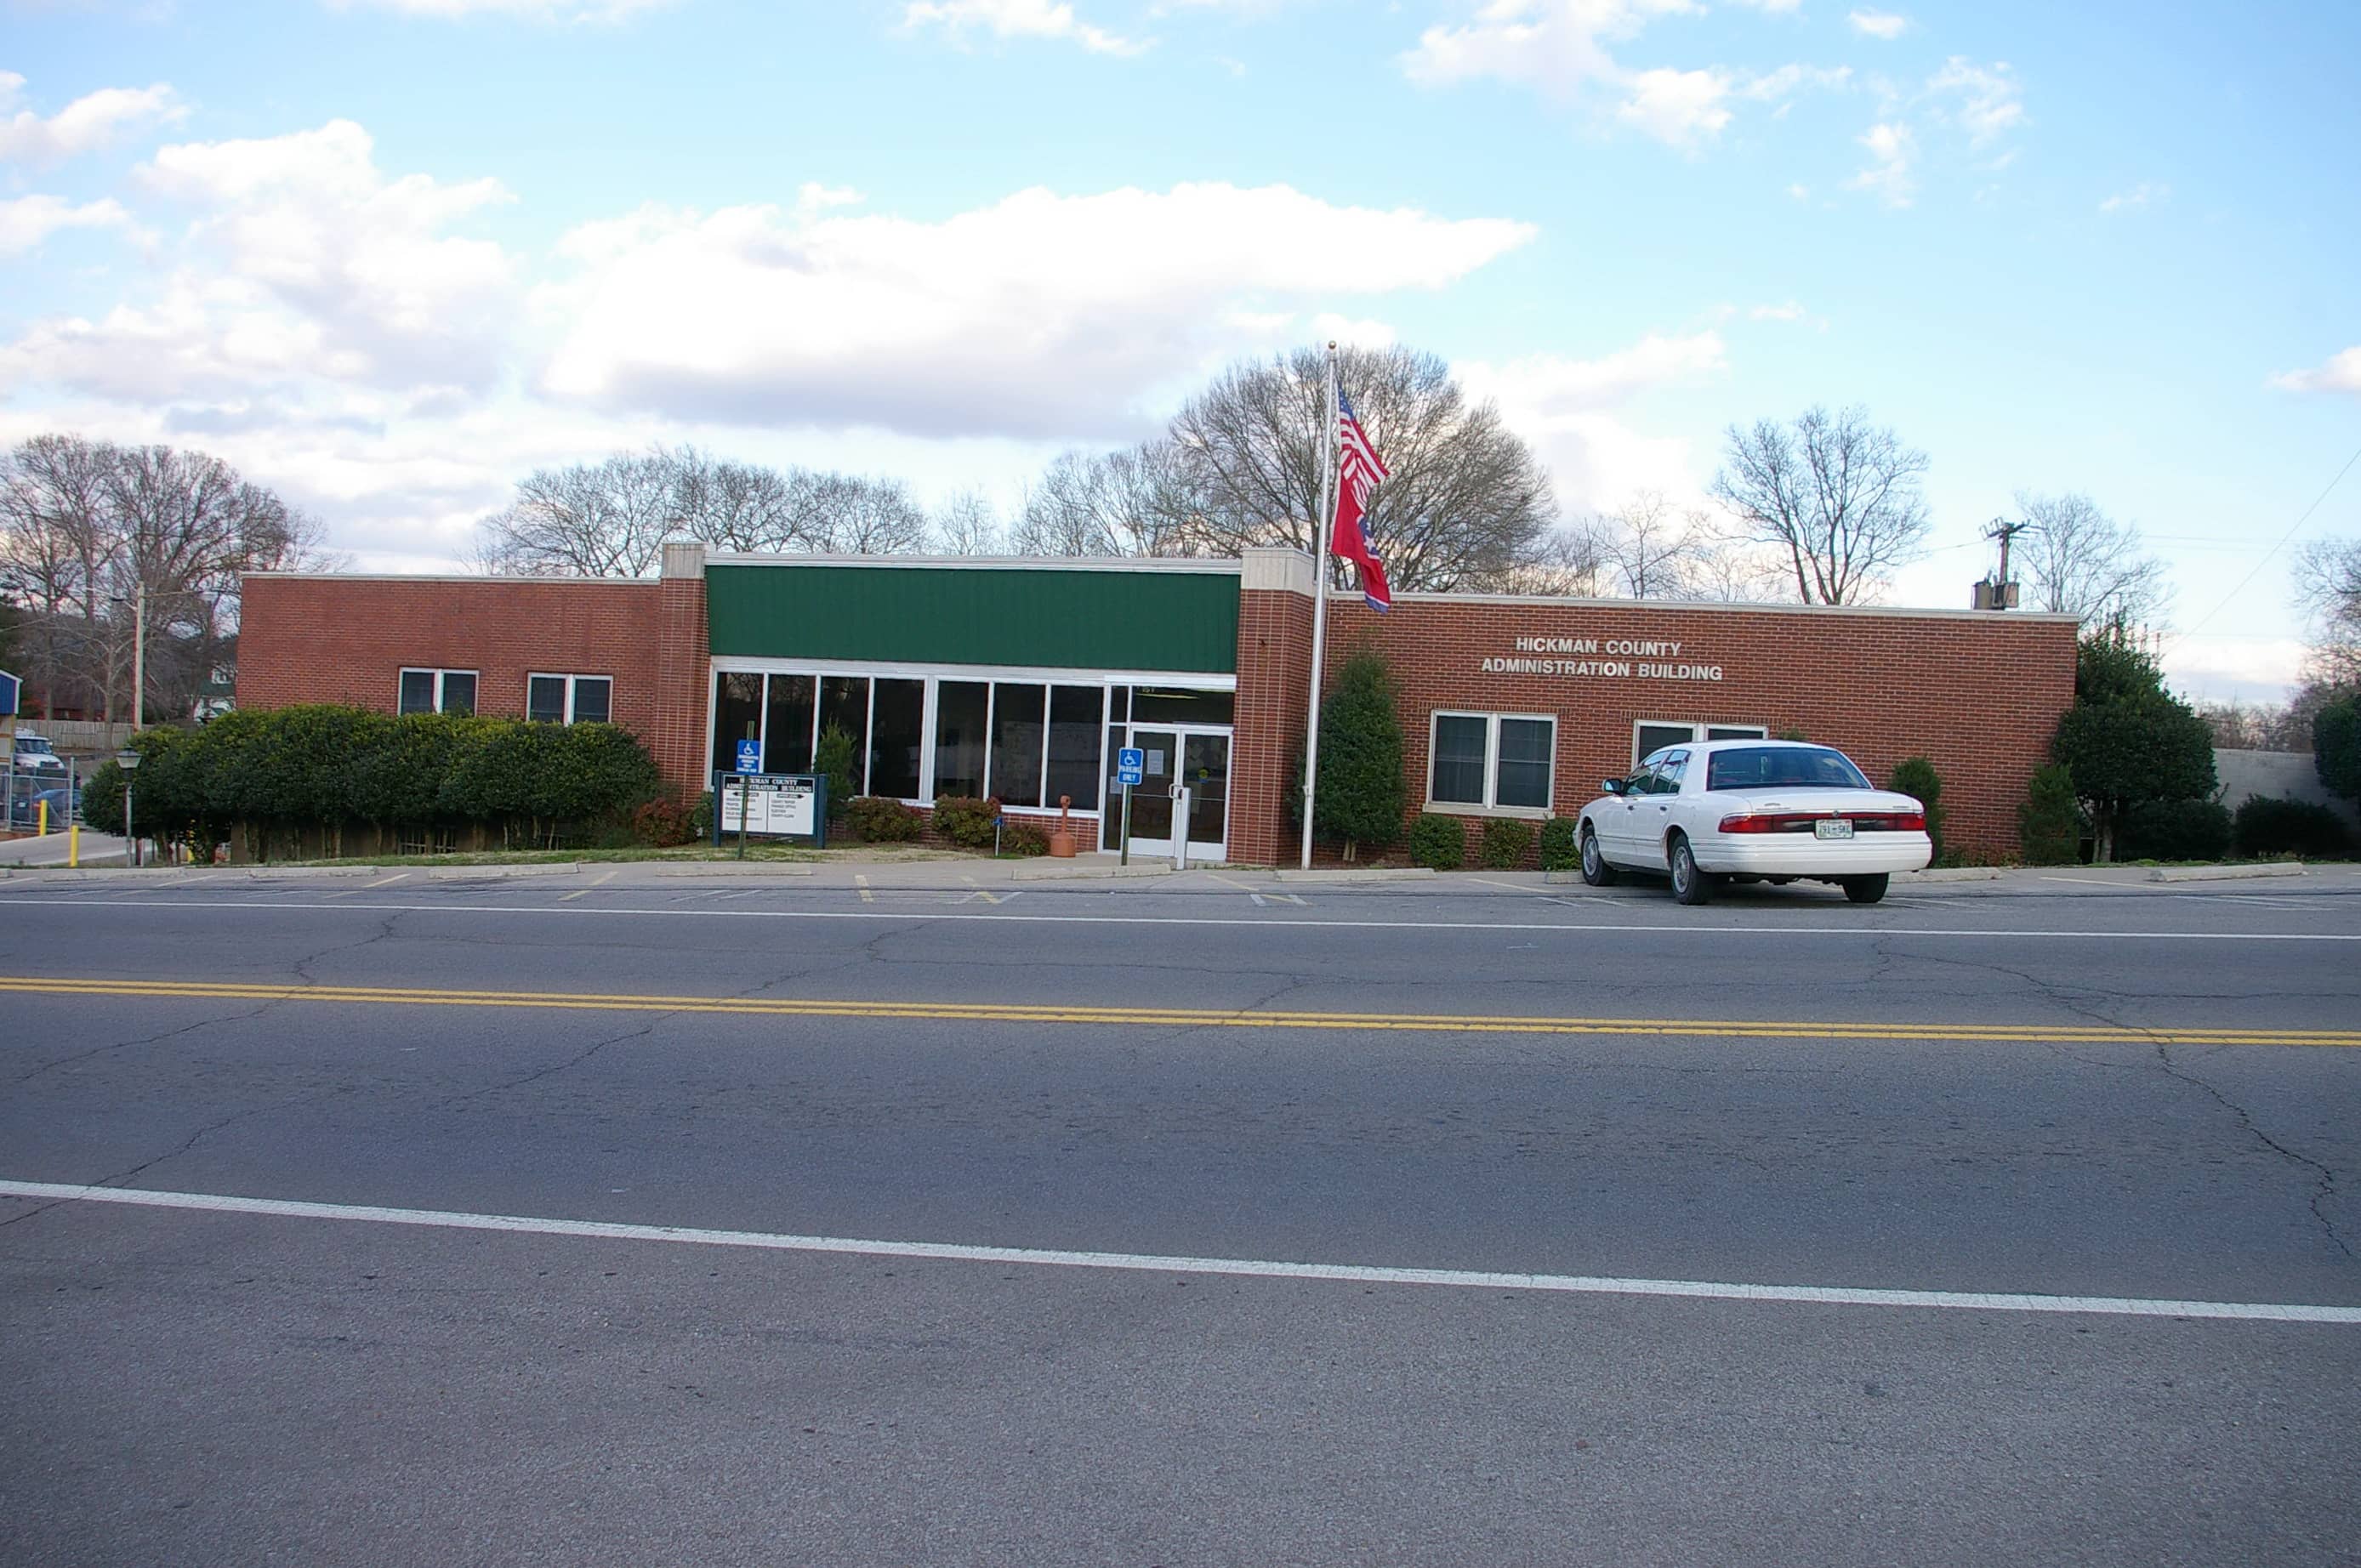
left=1272, top=866, right=1438, bottom=883
left=1897, top=866, right=2007, bottom=883
left=648, top=861, right=816, bottom=877
left=424, top=861, right=584, bottom=880
left=2148, top=862, right=2306, bottom=883
left=1012, top=861, right=1175, bottom=881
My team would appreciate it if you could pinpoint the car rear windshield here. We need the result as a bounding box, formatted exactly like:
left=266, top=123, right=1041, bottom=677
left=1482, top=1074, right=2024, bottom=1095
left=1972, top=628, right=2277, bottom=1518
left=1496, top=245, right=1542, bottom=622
left=20, top=738, right=54, bottom=753
left=1705, top=746, right=1871, bottom=792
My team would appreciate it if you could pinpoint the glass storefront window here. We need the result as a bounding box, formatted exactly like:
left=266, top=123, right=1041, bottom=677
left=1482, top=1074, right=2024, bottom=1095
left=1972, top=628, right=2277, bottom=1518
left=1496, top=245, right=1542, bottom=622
left=1045, top=685, right=1102, bottom=811
left=934, top=680, right=988, bottom=799
left=1130, top=687, right=1233, bottom=725
left=765, top=674, right=816, bottom=774
left=991, top=682, right=1047, bottom=807
left=712, top=672, right=762, bottom=776
left=869, top=679, right=924, bottom=800
left=818, top=676, right=870, bottom=793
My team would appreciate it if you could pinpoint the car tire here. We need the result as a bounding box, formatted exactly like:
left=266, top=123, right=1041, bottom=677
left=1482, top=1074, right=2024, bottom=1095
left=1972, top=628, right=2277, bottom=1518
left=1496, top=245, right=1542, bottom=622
left=1842, top=873, right=1890, bottom=905
left=1580, top=826, right=1619, bottom=887
left=1670, top=833, right=1714, bottom=906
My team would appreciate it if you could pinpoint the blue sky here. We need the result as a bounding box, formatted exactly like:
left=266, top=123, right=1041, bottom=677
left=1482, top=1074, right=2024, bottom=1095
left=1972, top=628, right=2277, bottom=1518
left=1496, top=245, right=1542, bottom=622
left=3, top=0, right=2356, bottom=699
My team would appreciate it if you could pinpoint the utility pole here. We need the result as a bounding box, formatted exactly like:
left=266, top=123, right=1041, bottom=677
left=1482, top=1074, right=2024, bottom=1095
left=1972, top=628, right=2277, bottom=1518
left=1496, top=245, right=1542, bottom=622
left=1977, top=517, right=2034, bottom=610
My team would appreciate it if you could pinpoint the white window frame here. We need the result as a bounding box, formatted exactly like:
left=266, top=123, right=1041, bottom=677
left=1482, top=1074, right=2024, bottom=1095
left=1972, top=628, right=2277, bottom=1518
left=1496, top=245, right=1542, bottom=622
left=1426, top=710, right=1556, bottom=818
left=399, top=668, right=479, bottom=716
left=526, top=673, right=613, bottom=725
left=1631, top=720, right=1768, bottom=765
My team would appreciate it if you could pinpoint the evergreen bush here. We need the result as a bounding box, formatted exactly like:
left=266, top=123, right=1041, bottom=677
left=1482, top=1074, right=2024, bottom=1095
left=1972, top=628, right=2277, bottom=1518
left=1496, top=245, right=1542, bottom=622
left=2116, top=797, right=2232, bottom=861
left=2232, top=798, right=2355, bottom=860
left=846, top=795, right=923, bottom=843
left=1886, top=756, right=1947, bottom=863
left=2018, top=763, right=2083, bottom=866
left=2318, top=695, right=2361, bottom=806
left=815, top=723, right=858, bottom=822
left=1408, top=813, right=1467, bottom=871
left=1537, top=816, right=1580, bottom=872
left=1310, top=650, right=1406, bottom=855
left=1478, top=817, right=1533, bottom=869
left=932, top=795, right=1000, bottom=849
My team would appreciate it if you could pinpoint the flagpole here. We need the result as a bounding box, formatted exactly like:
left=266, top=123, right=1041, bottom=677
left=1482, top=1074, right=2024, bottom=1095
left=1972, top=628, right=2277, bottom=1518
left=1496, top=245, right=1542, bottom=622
left=1299, top=341, right=1338, bottom=872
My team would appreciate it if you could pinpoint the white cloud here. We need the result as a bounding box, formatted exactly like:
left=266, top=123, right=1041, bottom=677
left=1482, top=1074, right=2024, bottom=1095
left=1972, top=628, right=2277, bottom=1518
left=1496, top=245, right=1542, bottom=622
left=1616, top=67, right=1732, bottom=146
left=2271, top=347, right=2361, bottom=397
left=1459, top=331, right=1727, bottom=510
left=3, top=120, right=518, bottom=402
left=2098, top=180, right=2169, bottom=214
left=902, top=0, right=1149, bottom=55
left=1926, top=56, right=2025, bottom=146
left=1748, top=300, right=1805, bottom=321
left=1785, top=181, right=1810, bottom=200
left=326, top=0, right=676, bottom=20
left=1846, top=120, right=1915, bottom=206
left=0, top=194, right=133, bottom=255
left=1724, top=0, right=1802, bottom=11
left=0, top=72, right=185, bottom=166
left=537, top=182, right=1534, bottom=439
left=1848, top=9, right=1907, bottom=40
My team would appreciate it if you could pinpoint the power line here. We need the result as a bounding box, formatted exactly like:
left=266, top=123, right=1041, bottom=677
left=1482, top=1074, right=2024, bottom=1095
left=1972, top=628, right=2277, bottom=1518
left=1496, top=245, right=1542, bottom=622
left=2163, top=439, right=2361, bottom=651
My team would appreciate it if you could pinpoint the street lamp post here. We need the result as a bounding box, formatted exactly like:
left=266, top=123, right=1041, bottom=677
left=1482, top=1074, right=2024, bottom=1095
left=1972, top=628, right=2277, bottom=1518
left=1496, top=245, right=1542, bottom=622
left=116, top=745, right=140, bottom=868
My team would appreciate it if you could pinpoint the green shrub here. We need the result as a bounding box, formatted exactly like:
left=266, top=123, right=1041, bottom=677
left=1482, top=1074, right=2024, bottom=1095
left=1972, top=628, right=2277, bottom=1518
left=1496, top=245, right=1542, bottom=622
left=2115, top=797, right=2232, bottom=861
left=846, top=795, right=923, bottom=843
left=815, top=724, right=858, bottom=821
left=1478, top=817, right=1533, bottom=869
left=1310, top=649, right=1407, bottom=854
left=2018, top=762, right=2082, bottom=866
left=2232, top=797, right=2355, bottom=860
left=933, top=794, right=1000, bottom=849
left=1537, top=816, right=1580, bottom=872
left=689, top=790, right=714, bottom=843
left=1408, top=813, right=1467, bottom=871
left=2318, top=695, right=2361, bottom=804
left=1886, top=756, right=1947, bottom=865
left=999, top=821, right=1050, bottom=856
left=632, top=797, right=697, bottom=847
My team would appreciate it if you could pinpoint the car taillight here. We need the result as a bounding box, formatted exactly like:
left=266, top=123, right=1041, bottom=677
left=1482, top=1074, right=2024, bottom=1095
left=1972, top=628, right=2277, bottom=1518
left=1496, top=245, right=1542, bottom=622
left=1890, top=812, right=1926, bottom=832
left=1718, top=813, right=1815, bottom=833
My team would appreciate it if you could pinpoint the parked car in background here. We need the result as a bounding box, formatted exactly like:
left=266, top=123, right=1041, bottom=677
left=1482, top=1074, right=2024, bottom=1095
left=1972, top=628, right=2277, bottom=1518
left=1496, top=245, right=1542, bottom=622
left=1577, top=739, right=1932, bottom=906
left=11, top=731, right=67, bottom=775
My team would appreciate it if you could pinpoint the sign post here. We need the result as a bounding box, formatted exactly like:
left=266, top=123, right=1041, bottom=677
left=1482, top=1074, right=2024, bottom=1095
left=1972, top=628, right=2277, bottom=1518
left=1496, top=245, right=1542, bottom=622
left=1116, top=747, right=1143, bottom=866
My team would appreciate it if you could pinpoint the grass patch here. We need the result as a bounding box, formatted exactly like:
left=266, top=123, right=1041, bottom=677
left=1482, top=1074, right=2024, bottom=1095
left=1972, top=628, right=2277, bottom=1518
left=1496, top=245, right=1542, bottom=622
left=264, top=844, right=971, bottom=869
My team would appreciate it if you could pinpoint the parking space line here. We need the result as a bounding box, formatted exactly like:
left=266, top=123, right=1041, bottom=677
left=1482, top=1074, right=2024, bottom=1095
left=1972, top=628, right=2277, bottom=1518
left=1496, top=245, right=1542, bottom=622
left=959, top=875, right=1004, bottom=906
left=557, top=869, right=617, bottom=903
left=1461, top=876, right=1551, bottom=895
left=856, top=874, right=874, bottom=904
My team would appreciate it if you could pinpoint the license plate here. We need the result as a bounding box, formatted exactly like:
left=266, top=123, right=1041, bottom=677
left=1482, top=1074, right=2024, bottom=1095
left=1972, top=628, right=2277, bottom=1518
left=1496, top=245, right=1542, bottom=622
left=1814, top=818, right=1855, bottom=840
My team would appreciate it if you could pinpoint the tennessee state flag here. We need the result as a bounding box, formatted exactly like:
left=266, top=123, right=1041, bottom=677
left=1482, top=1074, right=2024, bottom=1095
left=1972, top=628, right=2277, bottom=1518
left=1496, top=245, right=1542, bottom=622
left=1331, top=388, right=1392, bottom=611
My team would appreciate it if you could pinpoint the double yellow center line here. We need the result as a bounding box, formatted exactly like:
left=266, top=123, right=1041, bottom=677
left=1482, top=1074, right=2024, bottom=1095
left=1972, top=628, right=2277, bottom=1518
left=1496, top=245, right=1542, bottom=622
left=1, top=975, right=2353, bottom=1048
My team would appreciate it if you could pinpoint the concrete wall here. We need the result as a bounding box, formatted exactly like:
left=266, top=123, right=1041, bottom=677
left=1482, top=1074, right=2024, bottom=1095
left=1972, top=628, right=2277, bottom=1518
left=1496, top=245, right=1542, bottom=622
left=2216, top=748, right=2358, bottom=827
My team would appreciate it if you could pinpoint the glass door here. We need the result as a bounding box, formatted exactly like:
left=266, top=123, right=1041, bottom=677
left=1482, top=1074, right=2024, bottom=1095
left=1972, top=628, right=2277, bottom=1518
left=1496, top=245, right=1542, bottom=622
left=1115, top=725, right=1228, bottom=862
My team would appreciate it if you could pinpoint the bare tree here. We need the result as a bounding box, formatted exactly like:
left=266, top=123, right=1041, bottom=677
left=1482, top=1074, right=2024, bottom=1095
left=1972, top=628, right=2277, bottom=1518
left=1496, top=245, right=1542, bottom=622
left=1710, top=406, right=1931, bottom=605
left=476, top=449, right=682, bottom=577
left=2012, top=491, right=2172, bottom=627
left=1014, top=445, right=1201, bottom=558
left=1481, top=524, right=1610, bottom=597
left=1165, top=344, right=1557, bottom=592
left=0, top=434, right=326, bottom=722
left=930, top=489, right=1008, bottom=556
left=2294, top=536, right=2360, bottom=690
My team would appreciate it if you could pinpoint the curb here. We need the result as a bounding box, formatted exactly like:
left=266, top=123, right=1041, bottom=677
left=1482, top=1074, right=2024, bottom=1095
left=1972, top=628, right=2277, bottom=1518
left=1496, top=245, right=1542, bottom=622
left=1013, top=861, right=1174, bottom=882
left=2149, top=862, right=2305, bottom=883
left=1540, top=870, right=1588, bottom=884
left=1898, top=866, right=2006, bottom=883
left=1273, top=866, right=1437, bottom=883
left=423, top=861, right=584, bottom=880
left=647, top=861, right=816, bottom=877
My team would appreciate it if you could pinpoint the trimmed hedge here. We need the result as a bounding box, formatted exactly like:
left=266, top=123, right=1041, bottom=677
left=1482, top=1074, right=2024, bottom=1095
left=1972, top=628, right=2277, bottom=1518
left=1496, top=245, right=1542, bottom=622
left=846, top=795, right=923, bottom=843
left=2116, top=797, right=2232, bottom=862
left=1478, top=817, right=1533, bottom=869
left=932, top=795, right=1000, bottom=849
left=82, top=706, right=661, bottom=855
left=1408, top=813, right=1467, bottom=871
left=1886, top=756, right=1947, bottom=865
left=2018, top=762, right=2082, bottom=866
left=1538, top=816, right=1580, bottom=872
left=2232, top=797, right=2354, bottom=861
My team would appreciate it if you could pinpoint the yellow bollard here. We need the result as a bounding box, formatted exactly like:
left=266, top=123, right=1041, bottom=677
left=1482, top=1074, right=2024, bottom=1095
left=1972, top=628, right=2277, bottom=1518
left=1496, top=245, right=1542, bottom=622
left=68, top=822, right=79, bottom=867
left=37, top=800, right=48, bottom=836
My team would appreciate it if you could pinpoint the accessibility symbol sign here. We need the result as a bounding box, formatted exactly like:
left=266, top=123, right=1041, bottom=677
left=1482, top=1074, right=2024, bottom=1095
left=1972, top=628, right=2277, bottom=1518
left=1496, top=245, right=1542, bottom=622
left=1116, top=747, right=1144, bottom=787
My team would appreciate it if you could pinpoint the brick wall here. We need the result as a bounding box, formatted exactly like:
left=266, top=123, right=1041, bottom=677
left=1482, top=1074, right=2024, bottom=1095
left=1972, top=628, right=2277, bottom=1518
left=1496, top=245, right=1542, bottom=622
left=234, top=574, right=694, bottom=790
left=1230, top=586, right=1316, bottom=866
left=1229, top=593, right=2079, bottom=865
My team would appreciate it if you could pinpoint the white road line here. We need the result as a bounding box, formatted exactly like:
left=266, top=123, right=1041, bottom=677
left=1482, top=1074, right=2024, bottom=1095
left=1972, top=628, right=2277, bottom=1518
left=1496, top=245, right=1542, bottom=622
left=959, top=876, right=1003, bottom=906
left=0, top=895, right=2352, bottom=942
left=3, top=1178, right=2352, bottom=1325
left=1460, top=876, right=1551, bottom=896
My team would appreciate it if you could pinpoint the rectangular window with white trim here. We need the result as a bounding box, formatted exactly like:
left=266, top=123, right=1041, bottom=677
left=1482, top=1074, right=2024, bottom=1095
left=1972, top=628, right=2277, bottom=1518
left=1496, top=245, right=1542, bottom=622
left=399, top=668, right=477, bottom=716
left=1427, top=712, right=1556, bottom=815
left=526, top=673, right=612, bottom=724
left=1633, top=720, right=1768, bottom=764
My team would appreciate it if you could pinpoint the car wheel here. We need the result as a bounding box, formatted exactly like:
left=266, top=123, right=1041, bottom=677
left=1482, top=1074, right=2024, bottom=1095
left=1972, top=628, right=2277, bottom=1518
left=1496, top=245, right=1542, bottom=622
left=1670, top=833, right=1714, bottom=906
left=1843, top=873, right=1890, bottom=905
left=1580, top=826, right=1619, bottom=887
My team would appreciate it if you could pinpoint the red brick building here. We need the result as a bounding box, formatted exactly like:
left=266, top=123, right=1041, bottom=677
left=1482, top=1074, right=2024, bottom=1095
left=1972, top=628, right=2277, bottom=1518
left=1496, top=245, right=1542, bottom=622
left=238, top=543, right=2079, bottom=865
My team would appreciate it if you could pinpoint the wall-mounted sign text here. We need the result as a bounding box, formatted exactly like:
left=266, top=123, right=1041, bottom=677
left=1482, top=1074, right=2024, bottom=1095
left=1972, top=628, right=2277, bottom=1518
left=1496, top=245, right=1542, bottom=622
left=1481, top=636, right=1725, bottom=682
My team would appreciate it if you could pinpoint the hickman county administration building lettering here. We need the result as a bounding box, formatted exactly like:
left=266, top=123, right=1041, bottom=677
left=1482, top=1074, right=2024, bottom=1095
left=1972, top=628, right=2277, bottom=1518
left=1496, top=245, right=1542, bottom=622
left=1481, top=636, right=1726, bottom=681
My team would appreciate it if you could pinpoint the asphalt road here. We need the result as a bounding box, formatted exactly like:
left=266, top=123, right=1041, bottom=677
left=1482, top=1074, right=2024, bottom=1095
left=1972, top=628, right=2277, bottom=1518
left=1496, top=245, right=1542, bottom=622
left=3, top=866, right=2358, bottom=1565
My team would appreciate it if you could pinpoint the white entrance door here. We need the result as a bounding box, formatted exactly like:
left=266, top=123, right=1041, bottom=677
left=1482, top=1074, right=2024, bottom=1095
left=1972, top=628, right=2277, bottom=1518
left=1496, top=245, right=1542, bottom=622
left=1118, top=725, right=1230, bottom=864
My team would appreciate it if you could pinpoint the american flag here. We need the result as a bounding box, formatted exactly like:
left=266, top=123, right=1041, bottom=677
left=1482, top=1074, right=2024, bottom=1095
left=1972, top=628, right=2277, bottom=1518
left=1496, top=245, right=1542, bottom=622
left=1330, top=387, right=1392, bottom=611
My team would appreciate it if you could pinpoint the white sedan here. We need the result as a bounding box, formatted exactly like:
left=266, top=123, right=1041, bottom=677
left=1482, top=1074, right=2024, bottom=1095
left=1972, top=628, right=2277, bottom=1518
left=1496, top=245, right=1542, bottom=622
left=1576, top=739, right=1932, bottom=906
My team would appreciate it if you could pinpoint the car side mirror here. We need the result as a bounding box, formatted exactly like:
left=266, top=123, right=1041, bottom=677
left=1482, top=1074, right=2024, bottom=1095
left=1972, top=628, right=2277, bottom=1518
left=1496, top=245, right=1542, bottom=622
left=1601, top=778, right=1624, bottom=795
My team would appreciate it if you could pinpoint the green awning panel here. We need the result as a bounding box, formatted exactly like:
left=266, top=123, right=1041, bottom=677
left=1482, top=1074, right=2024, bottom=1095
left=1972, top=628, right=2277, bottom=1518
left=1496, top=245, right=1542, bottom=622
left=707, top=564, right=1241, bottom=674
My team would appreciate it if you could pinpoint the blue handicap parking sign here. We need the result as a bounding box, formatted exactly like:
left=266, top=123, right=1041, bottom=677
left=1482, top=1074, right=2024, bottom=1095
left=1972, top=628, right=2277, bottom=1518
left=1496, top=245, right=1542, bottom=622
left=1117, top=747, right=1144, bottom=787
left=735, top=739, right=762, bottom=773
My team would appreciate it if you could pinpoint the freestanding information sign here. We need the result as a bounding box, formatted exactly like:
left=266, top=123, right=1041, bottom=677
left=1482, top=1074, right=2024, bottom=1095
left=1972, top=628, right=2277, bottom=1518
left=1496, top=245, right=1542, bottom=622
left=714, top=773, right=827, bottom=853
